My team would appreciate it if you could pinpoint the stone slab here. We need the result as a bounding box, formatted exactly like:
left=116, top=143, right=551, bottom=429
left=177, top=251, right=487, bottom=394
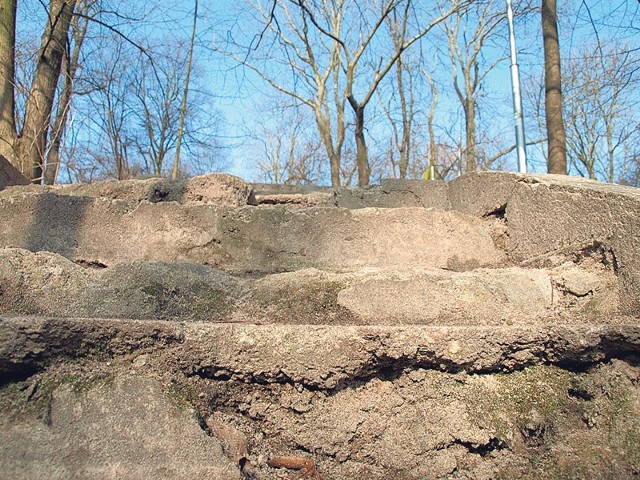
left=2, top=317, right=638, bottom=388
left=10, top=173, right=257, bottom=206
left=445, top=172, right=640, bottom=315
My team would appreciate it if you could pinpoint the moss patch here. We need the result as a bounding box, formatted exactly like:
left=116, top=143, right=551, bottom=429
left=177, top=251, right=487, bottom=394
left=0, top=368, right=115, bottom=424
left=247, top=280, right=358, bottom=325
left=466, top=363, right=640, bottom=479
left=140, top=281, right=234, bottom=321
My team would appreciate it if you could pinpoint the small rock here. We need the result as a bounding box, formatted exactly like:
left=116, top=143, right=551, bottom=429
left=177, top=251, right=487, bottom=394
left=555, top=268, right=600, bottom=297
left=205, top=413, right=249, bottom=463
left=521, top=409, right=547, bottom=447
left=183, top=173, right=257, bottom=206
left=407, top=369, right=427, bottom=382
left=448, top=340, right=461, bottom=354
left=24, top=382, right=39, bottom=401
left=132, top=354, right=148, bottom=367
left=582, top=411, right=598, bottom=428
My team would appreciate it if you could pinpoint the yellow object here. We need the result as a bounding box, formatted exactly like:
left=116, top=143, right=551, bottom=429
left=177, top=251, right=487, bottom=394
left=422, top=165, right=435, bottom=181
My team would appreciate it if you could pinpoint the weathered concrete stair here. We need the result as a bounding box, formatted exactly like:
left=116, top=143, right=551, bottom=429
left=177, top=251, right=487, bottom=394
left=0, top=172, right=639, bottom=480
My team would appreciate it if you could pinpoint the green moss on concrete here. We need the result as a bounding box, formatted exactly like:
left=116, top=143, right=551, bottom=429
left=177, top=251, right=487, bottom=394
left=164, top=382, right=200, bottom=411
left=465, top=366, right=571, bottom=440
left=0, top=285, right=40, bottom=316
left=190, top=285, right=235, bottom=320
left=0, top=379, right=54, bottom=423
left=597, top=374, right=640, bottom=469
left=140, top=281, right=234, bottom=321
left=471, top=364, right=640, bottom=480
left=141, top=282, right=166, bottom=297
left=0, top=369, right=115, bottom=424
left=248, top=280, right=357, bottom=325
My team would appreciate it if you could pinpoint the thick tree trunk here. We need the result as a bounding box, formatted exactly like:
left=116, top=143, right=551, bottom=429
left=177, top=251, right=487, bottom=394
left=44, top=4, right=87, bottom=185
left=329, top=151, right=341, bottom=187
left=453, top=77, right=477, bottom=173
left=542, top=0, right=567, bottom=175
left=43, top=106, right=64, bottom=184
left=44, top=48, right=72, bottom=185
left=19, top=0, right=76, bottom=182
left=348, top=96, right=370, bottom=187
left=0, top=0, right=17, bottom=164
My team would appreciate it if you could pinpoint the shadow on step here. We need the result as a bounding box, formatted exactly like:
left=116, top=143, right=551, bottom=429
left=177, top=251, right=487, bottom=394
left=25, top=192, right=89, bottom=259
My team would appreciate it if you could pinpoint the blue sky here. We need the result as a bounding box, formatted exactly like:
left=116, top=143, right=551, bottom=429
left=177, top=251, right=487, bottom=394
left=14, top=0, right=640, bottom=184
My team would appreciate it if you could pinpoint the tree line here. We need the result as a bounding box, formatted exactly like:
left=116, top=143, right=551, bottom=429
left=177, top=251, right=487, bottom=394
left=1, top=0, right=222, bottom=184
left=1, top=0, right=638, bottom=187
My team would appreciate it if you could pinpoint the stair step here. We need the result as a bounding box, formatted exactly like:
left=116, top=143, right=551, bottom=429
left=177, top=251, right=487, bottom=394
left=0, top=249, right=618, bottom=325
left=1, top=317, right=638, bottom=387
left=0, top=191, right=500, bottom=272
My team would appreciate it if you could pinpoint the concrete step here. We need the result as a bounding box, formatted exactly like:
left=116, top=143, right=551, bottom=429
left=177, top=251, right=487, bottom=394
left=0, top=373, right=240, bottom=480
left=1, top=171, right=639, bottom=480
left=0, top=195, right=501, bottom=273
left=2, top=171, right=639, bottom=316
left=2, top=316, right=639, bottom=386
left=0, top=248, right=619, bottom=325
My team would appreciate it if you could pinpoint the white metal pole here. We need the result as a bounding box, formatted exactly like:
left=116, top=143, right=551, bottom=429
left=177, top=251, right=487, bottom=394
left=506, top=0, right=527, bottom=173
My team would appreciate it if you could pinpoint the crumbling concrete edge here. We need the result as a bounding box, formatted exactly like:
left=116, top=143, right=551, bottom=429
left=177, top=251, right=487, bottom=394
left=2, top=317, right=638, bottom=390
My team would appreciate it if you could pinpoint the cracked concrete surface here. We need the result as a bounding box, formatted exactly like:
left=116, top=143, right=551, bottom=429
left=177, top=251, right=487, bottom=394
left=0, top=172, right=639, bottom=479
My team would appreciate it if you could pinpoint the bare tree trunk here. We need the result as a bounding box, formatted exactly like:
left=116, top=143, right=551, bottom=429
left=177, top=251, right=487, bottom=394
left=348, top=96, right=370, bottom=187
left=396, top=57, right=411, bottom=179
left=423, top=69, right=439, bottom=178
left=607, top=122, right=615, bottom=183
left=315, top=111, right=341, bottom=187
left=330, top=58, right=345, bottom=187
left=542, top=0, right=567, bottom=175
left=44, top=4, right=88, bottom=185
left=463, top=99, right=476, bottom=172
left=0, top=0, right=17, bottom=164
left=42, top=56, right=70, bottom=185
left=19, top=0, right=76, bottom=182
left=114, top=136, right=128, bottom=180
left=452, top=75, right=477, bottom=173
left=329, top=151, right=341, bottom=186
left=173, top=0, right=198, bottom=180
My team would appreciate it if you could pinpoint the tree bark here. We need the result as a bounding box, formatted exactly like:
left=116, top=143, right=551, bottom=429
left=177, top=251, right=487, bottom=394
left=44, top=2, right=88, bottom=185
left=425, top=72, right=439, bottom=178
left=329, top=150, right=341, bottom=186
left=348, top=96, right=370, bottom=187
left=42, top=57, right=70, bottom=185
left=172, top=0, right=198, bottom=180
left=315, top=110, right=341, bottom=187
left=396, top=57, right=410, bottom=179
left=542, top=0, right=567, bottom=175
left=463, top=98, right=476, bottom=172
left=19, top=0, right=76, bottom=182
left=0, top=0, right=17, bottom=164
